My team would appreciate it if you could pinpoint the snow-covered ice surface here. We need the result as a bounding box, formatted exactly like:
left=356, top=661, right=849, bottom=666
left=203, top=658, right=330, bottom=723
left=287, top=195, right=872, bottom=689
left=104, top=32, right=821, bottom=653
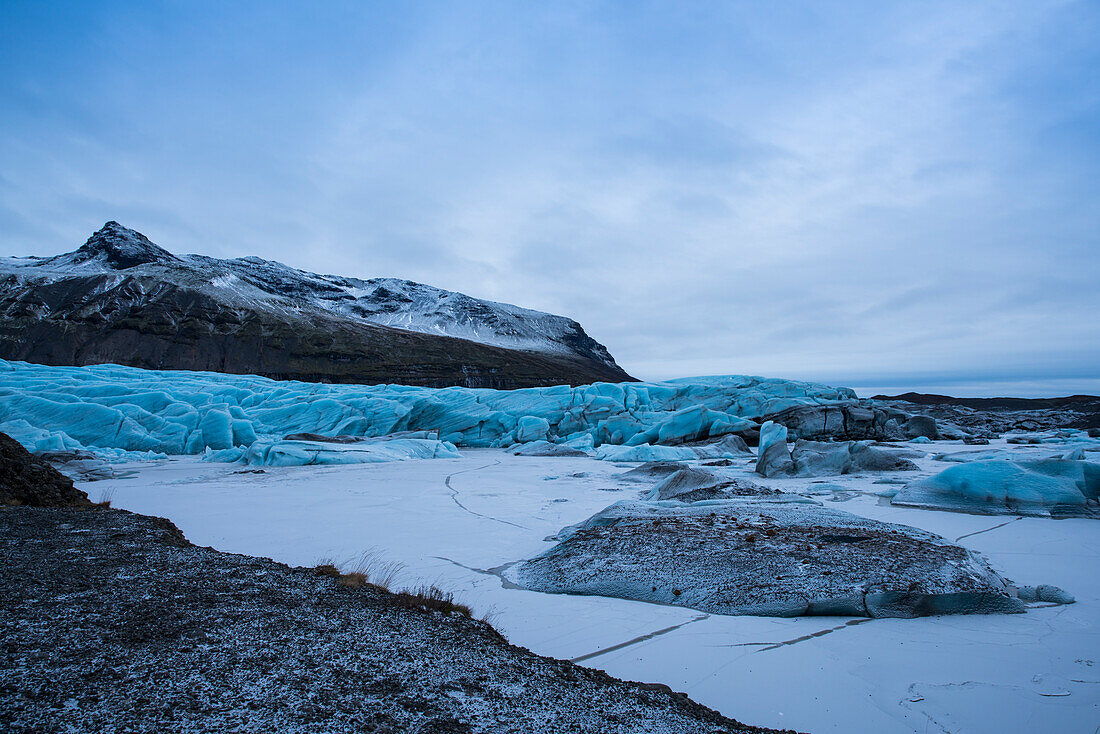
left=94, top=438, right=1100, bottom=734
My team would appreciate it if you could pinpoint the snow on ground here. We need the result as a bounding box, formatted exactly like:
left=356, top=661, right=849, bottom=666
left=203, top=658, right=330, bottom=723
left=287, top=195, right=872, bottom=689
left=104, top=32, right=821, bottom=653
left=96, top=439, right=1099, bottom=734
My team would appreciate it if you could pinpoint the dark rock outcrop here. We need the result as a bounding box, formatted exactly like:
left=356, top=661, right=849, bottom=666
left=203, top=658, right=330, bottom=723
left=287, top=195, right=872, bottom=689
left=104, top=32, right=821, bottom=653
left=758, top=403, right=910, bottom=442
left=874, top=393, right=1100, bottom=435
left=0, top=432, right=90, bottom=507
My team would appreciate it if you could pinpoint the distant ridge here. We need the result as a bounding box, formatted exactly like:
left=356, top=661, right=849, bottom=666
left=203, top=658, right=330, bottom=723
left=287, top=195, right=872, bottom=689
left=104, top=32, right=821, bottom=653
left=0, top=222, right=634, bottom=388
left=872, top=392, right=1100, bottom=410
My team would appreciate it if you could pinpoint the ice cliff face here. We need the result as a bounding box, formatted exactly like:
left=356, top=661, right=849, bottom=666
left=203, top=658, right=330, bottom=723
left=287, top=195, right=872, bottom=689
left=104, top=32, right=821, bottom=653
left=0, top=359, right=862, bottom=459
left=0, top=222, right=629, bottom=388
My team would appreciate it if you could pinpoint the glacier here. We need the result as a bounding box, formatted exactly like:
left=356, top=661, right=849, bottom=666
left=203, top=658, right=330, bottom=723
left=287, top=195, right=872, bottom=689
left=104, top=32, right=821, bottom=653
left=0, top=359, right=862, bottom=464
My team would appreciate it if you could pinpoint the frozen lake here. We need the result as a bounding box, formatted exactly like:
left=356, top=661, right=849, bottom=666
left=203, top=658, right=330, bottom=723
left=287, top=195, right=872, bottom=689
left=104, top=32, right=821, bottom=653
left=96, top=440, right=1100, bottom=733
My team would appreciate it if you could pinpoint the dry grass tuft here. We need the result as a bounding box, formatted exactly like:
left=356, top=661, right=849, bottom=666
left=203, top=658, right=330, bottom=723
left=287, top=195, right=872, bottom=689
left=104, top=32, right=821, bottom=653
left=313, top=550, right=405, bottom=592
left=313, top=563, right=341, bottom=578
left=313, top=551, right=476, bottom=619
left=391, top=584, right=473, bottom=618
left=349, top=551, right=404, bottom=591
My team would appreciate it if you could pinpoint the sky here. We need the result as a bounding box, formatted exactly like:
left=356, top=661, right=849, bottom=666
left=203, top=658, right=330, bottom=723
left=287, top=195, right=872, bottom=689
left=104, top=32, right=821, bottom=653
left=1, top=1, right=1098, bottom=396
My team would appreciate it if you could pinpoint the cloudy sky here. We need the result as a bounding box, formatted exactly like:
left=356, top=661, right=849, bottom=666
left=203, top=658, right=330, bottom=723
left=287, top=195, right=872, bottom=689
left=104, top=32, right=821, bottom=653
left=2, top=1, right=1097, bottom=395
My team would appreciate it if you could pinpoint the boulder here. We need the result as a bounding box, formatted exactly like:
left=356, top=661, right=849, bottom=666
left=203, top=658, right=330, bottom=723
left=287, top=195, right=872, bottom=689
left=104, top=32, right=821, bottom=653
left=905, top=415, right=939, bottom=440
left=0, top=432, right=91, bottom=507
left=789, top=440, right=919, bottom=477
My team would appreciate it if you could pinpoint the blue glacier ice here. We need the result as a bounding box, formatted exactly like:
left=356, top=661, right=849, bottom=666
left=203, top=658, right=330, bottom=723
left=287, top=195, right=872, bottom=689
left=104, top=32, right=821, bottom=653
left=893, top=459, right=1100, bottom=517
left=236, top=437, right=461, bottom=466
left=0, top=359, right=860, bottom=462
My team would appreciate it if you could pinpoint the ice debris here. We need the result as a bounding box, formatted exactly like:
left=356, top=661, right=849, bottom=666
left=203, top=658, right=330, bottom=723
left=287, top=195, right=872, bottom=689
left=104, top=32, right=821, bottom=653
left=509, top=441, right=589, bottom=457
left=204, top=437, right=461, bottom=467
left=893, top=459, right=1100, bottom=517
left=756, top=422, right=917, bottom=477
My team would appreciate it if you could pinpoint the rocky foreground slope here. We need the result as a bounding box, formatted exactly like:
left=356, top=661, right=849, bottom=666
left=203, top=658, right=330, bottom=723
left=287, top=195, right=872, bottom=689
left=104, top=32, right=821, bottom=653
left=0, top=222, right=631, bottom=388
left=0, top=505, right=793, bottom=734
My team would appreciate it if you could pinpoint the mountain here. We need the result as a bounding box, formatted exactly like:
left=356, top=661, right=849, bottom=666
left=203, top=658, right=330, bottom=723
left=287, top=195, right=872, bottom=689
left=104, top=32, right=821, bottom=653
left=0, top=222, right=633, bottom=388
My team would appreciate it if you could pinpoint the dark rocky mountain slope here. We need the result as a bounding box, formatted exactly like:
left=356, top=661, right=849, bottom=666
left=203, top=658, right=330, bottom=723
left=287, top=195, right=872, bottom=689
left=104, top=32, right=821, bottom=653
left=0, top=222, right=633, bottom=388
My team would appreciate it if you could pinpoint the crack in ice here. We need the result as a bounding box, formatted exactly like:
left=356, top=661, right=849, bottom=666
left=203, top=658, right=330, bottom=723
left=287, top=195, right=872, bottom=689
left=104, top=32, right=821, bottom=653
left=569, top=614, right=710, bottom=663
left=954, top=517, right=1022, bottom=543
left=444, top=461, right=528, bottom=529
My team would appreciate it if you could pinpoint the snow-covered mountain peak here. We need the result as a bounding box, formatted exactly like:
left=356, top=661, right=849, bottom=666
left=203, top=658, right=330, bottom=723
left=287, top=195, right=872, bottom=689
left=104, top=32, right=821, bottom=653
left=0, top=223, right=628, bottom=379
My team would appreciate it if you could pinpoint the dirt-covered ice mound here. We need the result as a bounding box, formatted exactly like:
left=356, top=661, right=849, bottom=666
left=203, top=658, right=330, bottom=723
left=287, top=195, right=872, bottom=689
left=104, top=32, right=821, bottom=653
left=507, top=497, right=1051, bottom=618
left=646, top=467, right=779, bottom=502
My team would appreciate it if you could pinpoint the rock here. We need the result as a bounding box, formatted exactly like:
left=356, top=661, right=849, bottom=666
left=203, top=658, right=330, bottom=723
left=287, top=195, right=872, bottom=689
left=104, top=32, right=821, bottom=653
left=0, top=432, right=90, bottom=507
left=755, top=421, right=793, bottom=477
left=35, top=450, right=119, bottom=481
left=964, top=437, right=991, bottom=445
left=0, top=223, right=633, bottom=390
left=790, top=440, right=919, bottom=477
left=508, top=497, right=1031, bottom=618
left=905, top=415, right=939, bottom=439
left=0, top=507, right=782, bottom=734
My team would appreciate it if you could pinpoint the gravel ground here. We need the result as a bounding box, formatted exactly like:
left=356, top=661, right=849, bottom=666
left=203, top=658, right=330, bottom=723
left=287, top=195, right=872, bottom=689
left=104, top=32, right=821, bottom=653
left=0, top=506, right=795, bottom=734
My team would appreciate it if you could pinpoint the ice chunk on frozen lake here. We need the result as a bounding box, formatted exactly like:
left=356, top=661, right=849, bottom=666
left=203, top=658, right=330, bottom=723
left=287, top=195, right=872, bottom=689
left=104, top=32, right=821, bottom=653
left=595, top=443, right=699, bottom=462
left=755, top=421, right=793, bottom=477
left=509, top=440, right=589, bottom=457
left=235, top=438, right=461, bottom=467
left=508, top=498, right=1033, bottom=618
left=893, top=459, right=1100, bottom=518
